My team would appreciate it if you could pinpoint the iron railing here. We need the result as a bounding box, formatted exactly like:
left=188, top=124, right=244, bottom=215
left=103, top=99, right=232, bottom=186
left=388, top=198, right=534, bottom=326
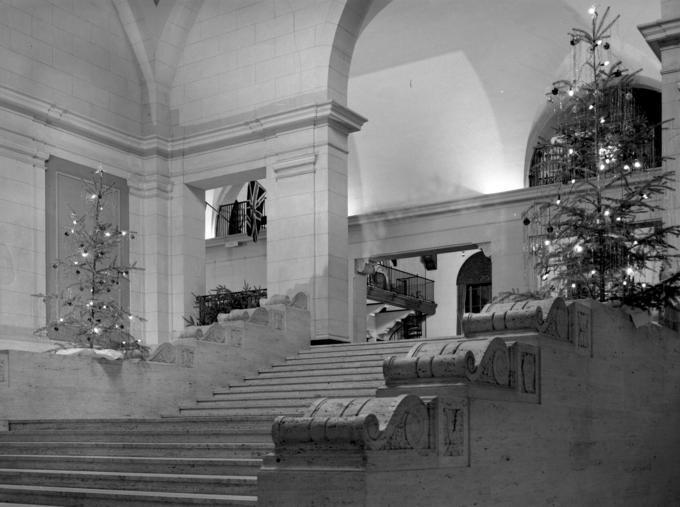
left=195, top=288, right=268, bottom=325
left=214, top=200, right=267, bottom=238
left=367, top=264, right=435, bottom=302
left=528, top=142, right=658, bottom=187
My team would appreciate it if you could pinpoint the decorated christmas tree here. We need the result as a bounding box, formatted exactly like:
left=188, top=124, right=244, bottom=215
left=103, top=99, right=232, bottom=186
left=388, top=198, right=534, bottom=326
left=523, top=6, right=680, bottom=310
left=36, top=165, right=147, bottom=357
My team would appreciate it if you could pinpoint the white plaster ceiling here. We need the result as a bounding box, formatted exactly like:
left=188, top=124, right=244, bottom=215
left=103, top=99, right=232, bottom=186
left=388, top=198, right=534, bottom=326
left=347, top=0, right=662, bottom=215
left=114, top=1, right=662, bottom=216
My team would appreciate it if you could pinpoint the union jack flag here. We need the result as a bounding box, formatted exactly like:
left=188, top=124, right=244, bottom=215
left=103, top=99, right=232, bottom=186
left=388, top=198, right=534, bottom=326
left=245, top=180, right=266, bottom=242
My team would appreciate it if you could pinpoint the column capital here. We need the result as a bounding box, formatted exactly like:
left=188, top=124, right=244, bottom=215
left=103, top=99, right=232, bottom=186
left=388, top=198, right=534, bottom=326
left=128, top=172, right=174, bottom=199
left=640, top=17, right=680, bottom=60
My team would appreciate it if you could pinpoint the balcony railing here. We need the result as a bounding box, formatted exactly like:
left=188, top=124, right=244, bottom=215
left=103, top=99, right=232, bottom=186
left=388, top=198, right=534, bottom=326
left=194, top=288, right=268, bottom=325
left=528, top=143, right=658, bottom=187
left=368, top=264, right=435, bottom=303
left=214, top=200, right=267, bottom=238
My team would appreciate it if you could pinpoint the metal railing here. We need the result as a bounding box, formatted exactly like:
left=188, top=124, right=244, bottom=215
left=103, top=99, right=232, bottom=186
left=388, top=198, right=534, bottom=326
left=367, top=264, right=435, bottom=302
left=214, top=200, right=267, bottom=238
left=528, top=142, right=658, bottom=187
left=195, top=288, right=268, bottom=325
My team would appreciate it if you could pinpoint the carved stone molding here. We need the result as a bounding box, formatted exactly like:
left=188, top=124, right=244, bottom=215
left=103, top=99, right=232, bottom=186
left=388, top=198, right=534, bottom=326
left=147, top=343, right=194, bottom=367
left=272, top=394, right=429, bottom=451
left=428, top=396, right=468, bottom=466
left=462, top=297, right=569, bottom=342
left=570, top=301, right=592, bottom=356
left=384, top=337, right=510, bottom=387
left=507, top=341, right=540, bottom=403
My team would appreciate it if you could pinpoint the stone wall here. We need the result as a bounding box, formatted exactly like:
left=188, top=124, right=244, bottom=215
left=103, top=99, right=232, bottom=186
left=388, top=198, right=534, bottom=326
left=0, top=296, right=310, bottom=420
left=259, top=299, right=680, bottom=506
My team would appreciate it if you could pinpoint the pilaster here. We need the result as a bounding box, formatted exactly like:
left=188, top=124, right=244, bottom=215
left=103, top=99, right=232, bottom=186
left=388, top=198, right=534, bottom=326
left=266, top=102, right=366, bottom=343
left=640, top=14, right=680, bottom=251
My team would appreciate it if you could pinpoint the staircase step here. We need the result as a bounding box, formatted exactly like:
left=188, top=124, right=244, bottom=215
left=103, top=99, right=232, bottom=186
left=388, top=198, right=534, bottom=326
left=5, top=415, right=276, bottom=434
left=0, top=469, right=257, bottom=496
left=282, top=352, right=401, bottom=363
left=300, top=343, right=415, bottom=356
left=232, top=372, right=385, bottom=386
left=177, top=406, right=305, bottom=417
left=0, top=455, right=261, bottom=475
left=194, top=388, right=377, bottom=404
left=263, top=360, right=384, bottom=372
left=214, top=381, right=380, bottom=396
left=0, top=485, right=256, bottom=506
left=0, top=442, right=273, bottom=458
left=0, top=429, right=271, bottom=444
left=251, top=365, right=381, bottom=378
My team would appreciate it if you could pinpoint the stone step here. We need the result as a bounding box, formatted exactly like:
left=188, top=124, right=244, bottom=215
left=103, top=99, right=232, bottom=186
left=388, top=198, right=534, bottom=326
left=5, top=416, right=275, bottom=434
left=0, top=429, right=272, bottom=444
left=0, top=485, right=256, bottom=506
left=0, top=455, right=261, bottom=475
left=213, top=381, right=381, bottom=396
left=194, top=388, right=376, bottom=404
left=0, top=469, right=257, bottom=496
left=263, top=359, right=383, bottom=372
left=0, top=442, right=273, bottom=458
left=251, top=364, right=381, bottom=378
left=282, top=352, right=401, bottom=363
left=301, top=343, right=415, bottom=356
left=231, top=371, right=385, bottom=386
left=177, top=405, right=305, bottom=417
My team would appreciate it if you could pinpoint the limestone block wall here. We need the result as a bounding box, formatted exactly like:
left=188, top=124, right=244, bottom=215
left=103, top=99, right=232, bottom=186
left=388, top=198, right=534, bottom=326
left=205, top=237, right=267, bottom=292
left=0, top=1, right=143, bottom=135
left=0, top=296, right=311, bottom=420
left=0, top=160, right=46, bottom=343
left=171, top=0, right=345, bottom=126
left=259, top=299, right=680, bottom=506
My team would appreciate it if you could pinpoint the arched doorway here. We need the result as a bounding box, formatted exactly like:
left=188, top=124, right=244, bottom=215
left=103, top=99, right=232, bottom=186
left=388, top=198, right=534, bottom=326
left=456, top=252, right=491, bottom=334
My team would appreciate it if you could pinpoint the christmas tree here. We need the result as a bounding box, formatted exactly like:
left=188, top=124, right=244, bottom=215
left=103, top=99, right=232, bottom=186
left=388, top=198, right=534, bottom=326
left=523, top=6, right=680, bottom=310
left=36, top=165, right=147, bottom=357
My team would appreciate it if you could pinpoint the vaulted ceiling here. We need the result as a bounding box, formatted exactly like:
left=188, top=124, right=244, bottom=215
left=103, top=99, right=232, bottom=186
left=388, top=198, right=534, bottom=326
left=111, top=0, right=661, bottom=215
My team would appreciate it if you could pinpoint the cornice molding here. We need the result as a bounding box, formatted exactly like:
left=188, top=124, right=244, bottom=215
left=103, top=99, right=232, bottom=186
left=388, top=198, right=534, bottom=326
left=169, top=101, right=367, bottom=159
left=349, top=185, right=549, bottom=227
left=0, top=85, right=150, bottom=157
left=128, top=173, right=174, bottom=199
left=0, top=84, right=367, bottom=162
left=273, top=152, right=317, bottom=180
left=639, top=17, right=680, bottom=60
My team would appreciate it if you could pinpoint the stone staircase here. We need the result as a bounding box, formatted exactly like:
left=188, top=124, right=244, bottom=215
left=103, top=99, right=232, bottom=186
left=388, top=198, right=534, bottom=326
left=0, top=339, right=427, bottom=505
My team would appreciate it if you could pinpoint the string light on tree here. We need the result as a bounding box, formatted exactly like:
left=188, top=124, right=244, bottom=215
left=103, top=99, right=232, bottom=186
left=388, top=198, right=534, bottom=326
left=34, top=164, right=147, bottom=357
left=521, top=6, right=680, bottom=310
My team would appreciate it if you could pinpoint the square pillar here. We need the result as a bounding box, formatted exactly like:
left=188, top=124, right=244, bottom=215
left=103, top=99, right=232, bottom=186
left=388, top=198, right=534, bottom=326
left=266, top=103, right=366, bottom=343
left=129, top=171, right=173, bottom=345
left=170, top=181, right=206, bottom=335
left=640, top=14, right=680, bottom=252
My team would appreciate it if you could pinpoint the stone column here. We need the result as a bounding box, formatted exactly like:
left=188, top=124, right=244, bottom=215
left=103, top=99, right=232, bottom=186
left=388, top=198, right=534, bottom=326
left=169, top=180, right=206, bottom=335
left=128, top=171, right=173, bottom=345
left=351, top=259, right=370, bottom=343
left=266, top=102, right=365, bottom=343
left=640, top=9, right=680, bottom=254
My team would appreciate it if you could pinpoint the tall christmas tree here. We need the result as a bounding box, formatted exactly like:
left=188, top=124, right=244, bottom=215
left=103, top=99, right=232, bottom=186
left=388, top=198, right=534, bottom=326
left=36, top=165, right=147, bottom=357
left=523, top=6, right=680, bottom=310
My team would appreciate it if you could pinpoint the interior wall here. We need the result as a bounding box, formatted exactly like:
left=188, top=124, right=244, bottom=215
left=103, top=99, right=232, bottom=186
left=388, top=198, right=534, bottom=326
left=205, top=240, right=267, bottom=294
left=0, top=1, right=143, bottom=135
left=0, top=156, right=46, bottom=344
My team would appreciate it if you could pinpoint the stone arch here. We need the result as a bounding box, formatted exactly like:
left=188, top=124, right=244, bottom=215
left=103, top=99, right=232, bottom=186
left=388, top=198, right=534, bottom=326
left=327, top=0, right=392, bottom=105
left=524, top=64, right=662, bottom=186
left=456, top=252, right=492, bottom=335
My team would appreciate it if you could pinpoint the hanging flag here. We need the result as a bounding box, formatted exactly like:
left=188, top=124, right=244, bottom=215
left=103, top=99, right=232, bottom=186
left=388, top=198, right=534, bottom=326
left=245, top=181, right=266, bottom=242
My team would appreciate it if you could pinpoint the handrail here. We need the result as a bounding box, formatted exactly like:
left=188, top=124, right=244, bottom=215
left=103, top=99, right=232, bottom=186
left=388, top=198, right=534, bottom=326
left=214, top=200, right=267, bottom=238
left=367, top=264, right=435, bottom=303
left=194, top=288, right=268, bottom=325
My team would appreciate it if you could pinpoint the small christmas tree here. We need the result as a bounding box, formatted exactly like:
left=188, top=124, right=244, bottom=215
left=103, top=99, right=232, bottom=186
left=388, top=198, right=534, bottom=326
left=523, top=6, right=680, bottom=310
left=36, top=165, right=147, bottom=357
